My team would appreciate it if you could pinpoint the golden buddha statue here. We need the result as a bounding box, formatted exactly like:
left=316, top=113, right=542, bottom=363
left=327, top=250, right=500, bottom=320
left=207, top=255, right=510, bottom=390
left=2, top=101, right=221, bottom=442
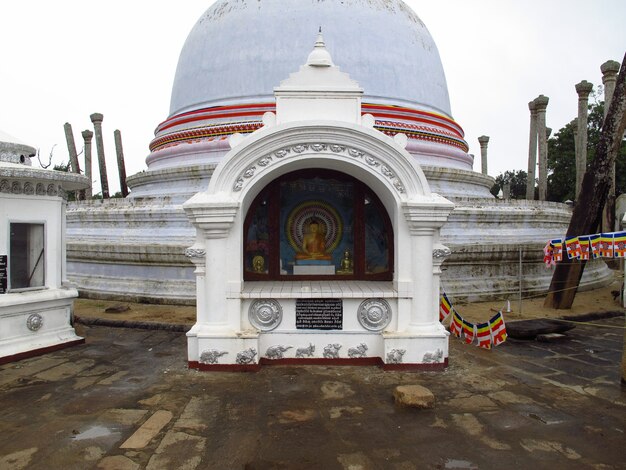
left=295, top=219, right=332, bottom=261
left=337, top=249, right=353, bottom=274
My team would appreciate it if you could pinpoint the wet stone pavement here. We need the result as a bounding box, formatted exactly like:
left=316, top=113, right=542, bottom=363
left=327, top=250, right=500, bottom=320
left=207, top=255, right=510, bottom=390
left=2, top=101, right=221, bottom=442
left=0, top=317, right=624, bottom=470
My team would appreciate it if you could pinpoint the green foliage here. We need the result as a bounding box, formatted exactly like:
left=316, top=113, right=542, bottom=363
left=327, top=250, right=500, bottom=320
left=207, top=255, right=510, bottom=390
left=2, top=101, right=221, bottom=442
left=490, top=170, right=528, bottom=199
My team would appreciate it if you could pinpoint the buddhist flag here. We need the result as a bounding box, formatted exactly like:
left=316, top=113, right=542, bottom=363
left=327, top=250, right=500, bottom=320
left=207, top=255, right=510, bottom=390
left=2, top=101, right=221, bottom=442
left=565, top=236, right=581, bottom=260
left=450, top=309, right=463, bottom=338
left=543, top=241, right=555, bottom=266
left=589, top=234, right=601, bottom=259
left=613, top=232, right=626, bottom=258
left=440, top=293, right=452, bottom=322
left=600, top=233, right=614, bottom=258
left=476, top=322, right=492, bottom=349
left=489, top=311, right=508, bottom=346
left=550, top=238, right=564, bottom=262
left=462, top=319, right=476, bottom=345
left=578, top=235, right=591, bottom=260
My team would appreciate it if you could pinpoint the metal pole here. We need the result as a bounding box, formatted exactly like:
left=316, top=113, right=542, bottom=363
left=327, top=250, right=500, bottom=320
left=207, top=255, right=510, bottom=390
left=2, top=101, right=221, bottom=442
left=518, top=246, right=523, bottom=314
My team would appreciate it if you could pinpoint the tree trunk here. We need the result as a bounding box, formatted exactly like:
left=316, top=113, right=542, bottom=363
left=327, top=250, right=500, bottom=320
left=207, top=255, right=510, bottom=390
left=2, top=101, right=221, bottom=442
left=544, top=53, right=626, bottom=309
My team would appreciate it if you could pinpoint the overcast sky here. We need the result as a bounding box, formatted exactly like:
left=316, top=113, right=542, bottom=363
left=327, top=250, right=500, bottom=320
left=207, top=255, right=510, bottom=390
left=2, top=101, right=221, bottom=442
left=1, top=1, right=624, bottom=195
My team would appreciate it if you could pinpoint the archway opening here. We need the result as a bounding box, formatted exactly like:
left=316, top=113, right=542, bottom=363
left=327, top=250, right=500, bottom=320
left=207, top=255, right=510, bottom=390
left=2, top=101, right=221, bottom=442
left=243, top=169, right=393, bottom=281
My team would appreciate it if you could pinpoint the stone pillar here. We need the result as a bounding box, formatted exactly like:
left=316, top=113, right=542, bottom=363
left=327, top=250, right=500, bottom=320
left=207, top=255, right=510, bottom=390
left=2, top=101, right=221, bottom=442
left=90, top=113, right=109, bottom=199
left=503, top=182, right=511, bottom=200
left=534, top=95, right=549, bottom=201
left=478, top=136, right=489, bottom=175
left=602, top=60, right=621, bottom=231
left=81, top=130, right=93, bottom=199
left=526, top=101, right=538, bottom=200
left=63, top=123, right=81, bottom=175
left=575, top=80, right=593, bottom=199
left=432, top=245, right=451, bottom=322
left=113, top=130, right=129, bottom=197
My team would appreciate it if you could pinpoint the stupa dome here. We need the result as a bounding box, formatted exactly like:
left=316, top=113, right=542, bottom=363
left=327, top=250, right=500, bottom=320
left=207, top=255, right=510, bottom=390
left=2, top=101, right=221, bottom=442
left=169, top=0, right=451, bottom=117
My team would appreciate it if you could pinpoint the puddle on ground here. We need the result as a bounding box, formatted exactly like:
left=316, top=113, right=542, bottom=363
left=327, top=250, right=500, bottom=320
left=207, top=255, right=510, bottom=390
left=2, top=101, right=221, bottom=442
left=445, top=459, right=478, bottom=469
left=72, top=426, right=116, bottom=441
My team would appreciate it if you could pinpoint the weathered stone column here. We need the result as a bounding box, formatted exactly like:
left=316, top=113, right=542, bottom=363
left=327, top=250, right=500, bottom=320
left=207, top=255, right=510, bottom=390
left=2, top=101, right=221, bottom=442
left=113, top=130, right=129, bottom=197
left=534, top=95, right=549, bottom=201
left=81, top=130, right=93, bottom=199
left=602, top=60, right=621, bottom=232
left=90, top=113, right=109, bottom=199
left=503, top=182, right=511, bottom=199
left=526, top=101, right=538, bottom=200
left=478, top=136, right=489, bottom=175
left=575, top=80, right=593, bottom=199
left=63, top=122, right=81, bottom=175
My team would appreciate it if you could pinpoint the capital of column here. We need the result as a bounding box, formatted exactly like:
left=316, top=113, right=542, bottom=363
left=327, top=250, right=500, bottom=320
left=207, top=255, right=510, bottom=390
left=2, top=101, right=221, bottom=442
left=81, top=129, right=93, bottom=142
left=90, top=113, right=104, bottom=125
left=183, top=194, right=239, bottom=239
left=477, top=135, right=490, bottom=147
left=533, top=95, right=549, bottom=112
left=185, top=245, right=207, bottom=268
left=432, top=244, right=451, bottom=262
left=402, top=196, right=454, bottom=234
left=601, top=60, right=620, bottom=81
left=575, top=80, right=593, bottom=100
left=528, top=100, right=537, bottom=114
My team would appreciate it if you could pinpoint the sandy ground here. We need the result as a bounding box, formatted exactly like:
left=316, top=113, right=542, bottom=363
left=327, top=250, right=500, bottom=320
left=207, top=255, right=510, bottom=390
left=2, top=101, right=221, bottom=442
left=74, top=273, right=625, bottom=327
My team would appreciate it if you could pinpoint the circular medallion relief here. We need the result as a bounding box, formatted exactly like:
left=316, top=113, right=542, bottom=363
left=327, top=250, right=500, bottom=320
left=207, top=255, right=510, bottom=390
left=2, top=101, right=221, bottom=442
left=249, top=299, right=283, bottom=331
left=26, top=313, right=44, bottom=332
left=357, top=299, right=392, bottom=331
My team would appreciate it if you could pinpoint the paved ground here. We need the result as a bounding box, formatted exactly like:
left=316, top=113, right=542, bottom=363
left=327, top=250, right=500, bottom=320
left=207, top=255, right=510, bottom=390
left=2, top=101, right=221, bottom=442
left=0, top=317, right=624, bottom=470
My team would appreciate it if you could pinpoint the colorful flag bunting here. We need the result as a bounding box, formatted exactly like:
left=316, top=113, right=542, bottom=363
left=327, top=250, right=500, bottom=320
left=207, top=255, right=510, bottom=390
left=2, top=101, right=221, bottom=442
left=613, top=232, right=626, bottom=258
left=551, top=238, right=564, bottom=262
left=600, top=233, right=614, bottom=258
left=440, top=293, right=452, bottom=322
left=589, top=234, right=601, bottom=259
left=462, top=319, right=476, bottom=344
left=543, top=241, right=555, bottom=266
left=565, top=236, right=581, bottom=259
left=476, top=322, right=492, bottom=349
left=450, top=310, right=463, bottom=338
left=578, top=235, right=591, bottom=260
left=489, top=311, right=508, bottom=346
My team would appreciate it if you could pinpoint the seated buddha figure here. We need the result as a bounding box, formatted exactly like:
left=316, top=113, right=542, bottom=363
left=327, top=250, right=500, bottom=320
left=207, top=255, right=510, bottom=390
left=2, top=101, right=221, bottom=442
left=295, top=219, right=332, bottom=261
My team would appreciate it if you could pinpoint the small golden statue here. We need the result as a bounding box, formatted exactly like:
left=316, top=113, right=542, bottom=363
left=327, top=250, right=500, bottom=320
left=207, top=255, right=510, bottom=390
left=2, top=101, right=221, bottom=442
left=337, top=249, right=353, bottom=274
left=295, top=219, right=332, bottom=261
left=252, top=255, right=265, bottom=273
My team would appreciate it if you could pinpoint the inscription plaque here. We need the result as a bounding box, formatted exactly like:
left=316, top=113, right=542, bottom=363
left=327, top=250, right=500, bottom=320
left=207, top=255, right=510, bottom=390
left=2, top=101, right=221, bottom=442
left=296, top=299, right=343, bottom=330
left=0, top=255, right=6, bottom=294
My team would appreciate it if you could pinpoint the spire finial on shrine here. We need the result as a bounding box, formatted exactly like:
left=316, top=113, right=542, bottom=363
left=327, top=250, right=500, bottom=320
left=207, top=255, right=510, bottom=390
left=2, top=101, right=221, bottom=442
left=307, top=28, right=333, bottom=67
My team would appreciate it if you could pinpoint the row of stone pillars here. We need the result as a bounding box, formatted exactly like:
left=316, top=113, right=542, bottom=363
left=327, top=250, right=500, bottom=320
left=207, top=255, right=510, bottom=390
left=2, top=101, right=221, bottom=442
left=478, top=59, right=620, bottom=205
left=63, top=113, right=129, bottom=200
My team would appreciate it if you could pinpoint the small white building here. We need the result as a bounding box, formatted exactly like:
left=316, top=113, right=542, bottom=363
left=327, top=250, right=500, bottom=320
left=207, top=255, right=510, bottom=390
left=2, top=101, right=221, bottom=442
left=0, top=131, right=88, bottom=363
left=183, top=35, right=454, bottom=370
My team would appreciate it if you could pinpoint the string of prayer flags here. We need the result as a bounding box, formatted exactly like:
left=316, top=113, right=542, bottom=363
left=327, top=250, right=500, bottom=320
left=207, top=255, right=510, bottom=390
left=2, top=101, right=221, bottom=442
left=489, top=312, right=508, bottom=346
left=450, top=310, right=463, bottom=338
left=476, top=322, right=492, bottom=349
left=440, top=293, right=452, bottom=322
left=600, top=233, right=614, bottom=258
left=565, top=236, right=581, bottom=260
left=439, top=290, right=508, bottom=348
left=614, top=231, right=626, bottom=258
left=544, top=230, right=626, bottom=264
left=462, top=319, right=476, bottom=345
left=578, top=235, right=591, bottom=261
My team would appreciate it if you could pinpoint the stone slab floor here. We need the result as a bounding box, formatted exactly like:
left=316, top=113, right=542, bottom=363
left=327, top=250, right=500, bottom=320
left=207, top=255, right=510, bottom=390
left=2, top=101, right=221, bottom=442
left=0, top=318, right=624, bottom=470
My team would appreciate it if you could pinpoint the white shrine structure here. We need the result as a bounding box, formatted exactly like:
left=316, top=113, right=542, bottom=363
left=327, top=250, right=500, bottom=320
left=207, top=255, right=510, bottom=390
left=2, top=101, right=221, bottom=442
left=184, top=34, right=454, bottom=369
left=0, top=131, right=88, bottom=363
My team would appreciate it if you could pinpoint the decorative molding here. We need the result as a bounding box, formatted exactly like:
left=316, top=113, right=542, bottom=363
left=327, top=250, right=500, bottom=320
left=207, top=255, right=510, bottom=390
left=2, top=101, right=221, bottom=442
left=184, top=248, right=206, bottom=259
left=232, top=142, right=406, bottom=194
left=386, top=349, right=406, bottom=364
left=323, top=343, right=342, bottom=358
left=235, top=347, right=257, bottom=365
left=248, top=299, right=283, bottom=331
left=0, top=179, right=64, bottom=199
left=422, top=349, right=444, bottom=363
left=199, top=349, right=228, bottom=364
left=433, top=247, right=452, bottom=259
left=347, top=343, right=368, bottom=358
left=357, top=299, right=392, bottom=332
left=265, top=345, right=293, bottom=360
left=295, top=343, right=315, bottom=358
left=26, top=313, right=44, bottom=332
